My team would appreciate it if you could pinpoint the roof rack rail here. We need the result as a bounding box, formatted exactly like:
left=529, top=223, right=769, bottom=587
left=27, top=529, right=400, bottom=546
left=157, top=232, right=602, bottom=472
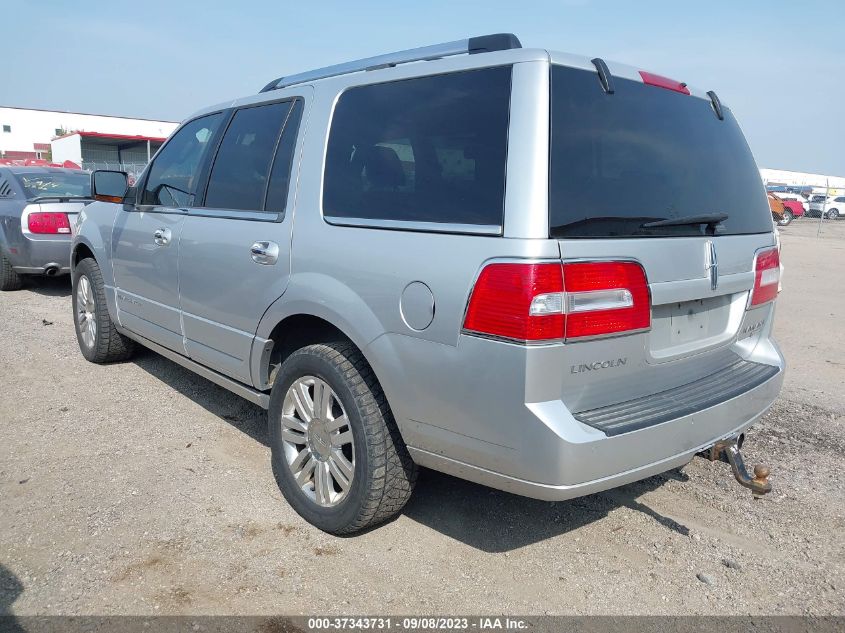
left=259, top=33, right=522, bottom=93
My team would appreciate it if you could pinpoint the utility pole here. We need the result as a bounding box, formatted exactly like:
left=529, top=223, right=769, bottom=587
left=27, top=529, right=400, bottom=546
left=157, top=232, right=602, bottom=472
left=817, top=178, right=829, bottom=237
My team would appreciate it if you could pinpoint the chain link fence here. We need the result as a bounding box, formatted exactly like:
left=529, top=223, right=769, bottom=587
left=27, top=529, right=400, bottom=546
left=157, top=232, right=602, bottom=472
left=765, top=180, right=845, bottom=239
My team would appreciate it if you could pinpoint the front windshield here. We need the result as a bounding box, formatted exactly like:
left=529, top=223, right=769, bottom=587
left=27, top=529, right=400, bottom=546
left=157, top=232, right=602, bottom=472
left=14, top=171, right=91, bottom=199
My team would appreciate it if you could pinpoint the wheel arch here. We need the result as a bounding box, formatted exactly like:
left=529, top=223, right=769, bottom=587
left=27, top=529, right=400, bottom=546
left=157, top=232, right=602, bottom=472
left=263, top=313, right=356, bottom=385
left=253, top=274, right=388, bottom=377
left=71, top=229, right=117, bottom=321
left=72, top=241, right=96, bottom=270
left=251, top=275, right=405, bottom=433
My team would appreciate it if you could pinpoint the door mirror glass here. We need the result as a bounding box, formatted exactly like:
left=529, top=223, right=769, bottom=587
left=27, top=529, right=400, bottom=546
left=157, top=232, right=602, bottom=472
left=91, top=170, right=128, bottom=203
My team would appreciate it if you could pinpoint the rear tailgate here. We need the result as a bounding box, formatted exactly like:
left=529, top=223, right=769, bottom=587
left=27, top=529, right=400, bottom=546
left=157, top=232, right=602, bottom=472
left=548, top=63, right=778, bottom=418
left=555, top=233, right=776, bottom=414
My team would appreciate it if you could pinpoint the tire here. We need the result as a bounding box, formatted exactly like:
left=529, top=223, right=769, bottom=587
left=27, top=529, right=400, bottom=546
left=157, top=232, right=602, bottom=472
left=827, top=208, right=839, bottom=220
left=268, top=341, right=417, bottom=534
left=778, top=210, right=793, bottom=226
left=0, top=253, right=23, bottom=291
left=72, top=258, right=135, bottom=363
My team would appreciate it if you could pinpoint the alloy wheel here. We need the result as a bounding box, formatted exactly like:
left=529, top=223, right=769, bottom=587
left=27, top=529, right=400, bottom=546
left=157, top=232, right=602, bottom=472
left=76, top=275, right=97, bottom=348
left=281, top=376, right=355, bottom=507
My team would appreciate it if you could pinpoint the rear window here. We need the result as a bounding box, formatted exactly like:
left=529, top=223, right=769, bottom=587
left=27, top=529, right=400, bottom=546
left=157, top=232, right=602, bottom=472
left=14, top=170, right=91, bottom=200
left=549, top=65, right=772, bottom=238
left=323, top=67, right=512, bottom=230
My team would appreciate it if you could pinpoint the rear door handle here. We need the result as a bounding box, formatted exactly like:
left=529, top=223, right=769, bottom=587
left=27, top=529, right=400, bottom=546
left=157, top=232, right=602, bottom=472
left=153, top=227, right=171, bottom=245
left=250, top=241, right=279, bottom=265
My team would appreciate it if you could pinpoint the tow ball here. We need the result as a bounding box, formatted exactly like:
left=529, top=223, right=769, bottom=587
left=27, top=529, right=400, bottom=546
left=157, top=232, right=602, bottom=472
left=704, top=436, right=772, bottom=499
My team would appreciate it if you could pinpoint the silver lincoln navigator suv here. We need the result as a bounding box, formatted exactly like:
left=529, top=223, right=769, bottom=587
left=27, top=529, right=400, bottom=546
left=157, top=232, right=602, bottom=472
left=71, top=34, right=785, bottom=533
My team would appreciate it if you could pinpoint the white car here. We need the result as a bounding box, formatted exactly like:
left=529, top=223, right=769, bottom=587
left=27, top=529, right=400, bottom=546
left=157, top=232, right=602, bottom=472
left=808, top=195, right=845, bottom=219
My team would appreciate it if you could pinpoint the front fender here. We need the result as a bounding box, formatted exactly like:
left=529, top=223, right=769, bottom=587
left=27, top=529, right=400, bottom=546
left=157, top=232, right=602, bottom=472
left=72, top=201, right=120, bottom=317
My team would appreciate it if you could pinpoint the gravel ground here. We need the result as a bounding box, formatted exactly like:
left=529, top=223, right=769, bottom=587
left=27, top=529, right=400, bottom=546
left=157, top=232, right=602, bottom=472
left=1, top=217, right=844, bottom=616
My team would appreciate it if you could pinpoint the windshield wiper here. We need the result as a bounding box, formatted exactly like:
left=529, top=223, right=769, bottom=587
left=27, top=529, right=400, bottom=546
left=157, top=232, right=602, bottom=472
left=641, top=212, right=729, bottom=230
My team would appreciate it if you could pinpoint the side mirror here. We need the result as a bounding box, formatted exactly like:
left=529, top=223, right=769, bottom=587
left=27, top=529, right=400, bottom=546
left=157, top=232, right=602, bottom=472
left=91, top=170, right=128, bottom=203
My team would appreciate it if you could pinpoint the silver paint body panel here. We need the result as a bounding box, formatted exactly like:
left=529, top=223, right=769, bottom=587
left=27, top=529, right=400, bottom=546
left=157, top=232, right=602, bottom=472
left=72, top=46, right=784, bottom=501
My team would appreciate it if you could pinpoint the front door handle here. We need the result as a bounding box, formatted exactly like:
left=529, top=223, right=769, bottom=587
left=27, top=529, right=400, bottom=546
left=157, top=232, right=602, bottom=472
left=250, top=241, right=279, bottom=265
left=153, top=227, right=171, bottom=245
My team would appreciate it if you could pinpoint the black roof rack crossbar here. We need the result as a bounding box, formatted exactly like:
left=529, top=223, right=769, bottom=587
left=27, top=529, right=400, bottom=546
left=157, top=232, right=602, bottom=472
left=707, top=90, right=724, bottom=120
left=591, top=58, right=614, bottom=94
left=259, top=33, right=522, bottom=93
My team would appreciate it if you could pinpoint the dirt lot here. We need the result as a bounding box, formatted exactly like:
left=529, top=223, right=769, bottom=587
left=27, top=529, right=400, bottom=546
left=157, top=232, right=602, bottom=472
left=1, top=217, right=844, bottom=617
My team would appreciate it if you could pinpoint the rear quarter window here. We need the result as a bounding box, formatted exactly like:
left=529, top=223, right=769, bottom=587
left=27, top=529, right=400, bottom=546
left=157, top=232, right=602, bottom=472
left=323, top=67, right=512, bottom=230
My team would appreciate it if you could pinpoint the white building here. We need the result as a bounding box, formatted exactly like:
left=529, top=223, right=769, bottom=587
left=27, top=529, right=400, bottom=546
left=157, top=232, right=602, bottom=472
left=0, top=106, right=178, bottom=169
left=51, top=131, right=168, bottom=172
left=760, top=168, right=845, bottom=195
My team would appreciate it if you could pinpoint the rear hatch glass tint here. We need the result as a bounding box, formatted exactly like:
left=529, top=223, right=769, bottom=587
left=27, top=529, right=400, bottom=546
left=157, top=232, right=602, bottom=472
left=549, top=65, right=772, bottom=238
left=14, top=170, right=91, bottom=201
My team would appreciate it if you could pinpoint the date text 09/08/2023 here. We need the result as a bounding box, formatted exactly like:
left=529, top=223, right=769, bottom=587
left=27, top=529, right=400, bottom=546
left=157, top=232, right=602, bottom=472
left=307, top=617, right=529, bottom=631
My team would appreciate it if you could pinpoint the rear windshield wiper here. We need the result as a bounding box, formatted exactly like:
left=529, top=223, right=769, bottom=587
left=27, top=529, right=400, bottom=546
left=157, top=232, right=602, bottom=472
left=641, top=212, right=728, bottom=230
left=550, top=216, right=663, bottom=238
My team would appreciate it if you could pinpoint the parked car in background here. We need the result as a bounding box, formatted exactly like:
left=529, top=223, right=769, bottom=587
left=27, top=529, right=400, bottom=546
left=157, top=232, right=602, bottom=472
left=807, top=195, right=844, bottom=219
left=70, top=34, right=784, bottom=534
left=771, top=191, right=809, bottom=214
left=0, top=166, right=91, bottom=290
left=768, top=192, right=785, bottom=223
left=771, top=194, right=804, bottom=225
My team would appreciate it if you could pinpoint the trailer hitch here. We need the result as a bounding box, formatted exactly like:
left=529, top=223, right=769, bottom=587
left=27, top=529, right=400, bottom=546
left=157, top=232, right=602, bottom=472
left=706, top=438, right=772, bottom=498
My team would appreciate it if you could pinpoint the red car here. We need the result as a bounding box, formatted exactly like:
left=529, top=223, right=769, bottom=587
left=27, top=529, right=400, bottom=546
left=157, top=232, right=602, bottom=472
left=776, top=197, right=804, bottom=226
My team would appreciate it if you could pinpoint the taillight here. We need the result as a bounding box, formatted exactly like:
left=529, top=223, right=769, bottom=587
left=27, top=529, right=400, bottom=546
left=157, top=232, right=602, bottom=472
left=28, top=212, right=71, bottom=234
left=463, top=263, right=564, bottom=342
left=463, top=261, right=650, bottom=343
left=639, top=70, right=691, bottom=95
left=562, top=261, right=651, bottom=339
left=749, top=248, right=780, bottom=307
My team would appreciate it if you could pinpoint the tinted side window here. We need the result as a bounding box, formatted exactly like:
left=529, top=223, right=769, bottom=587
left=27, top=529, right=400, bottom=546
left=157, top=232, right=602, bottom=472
left=323, top=67, right=512, bottom=227
left=205, top=101, right=293, bottom=211
left=142, top=113, right=224, bottom=207
left=265, top=99, right=303, bottom=214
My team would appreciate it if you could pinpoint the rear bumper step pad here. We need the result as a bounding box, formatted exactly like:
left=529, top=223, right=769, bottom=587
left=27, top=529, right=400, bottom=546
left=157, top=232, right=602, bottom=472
left=573, top=359, right=780, bottom=437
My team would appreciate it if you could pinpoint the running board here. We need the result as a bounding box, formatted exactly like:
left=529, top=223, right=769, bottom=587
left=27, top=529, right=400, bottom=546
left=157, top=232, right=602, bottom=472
left=117, top=328, right=271, bottom=409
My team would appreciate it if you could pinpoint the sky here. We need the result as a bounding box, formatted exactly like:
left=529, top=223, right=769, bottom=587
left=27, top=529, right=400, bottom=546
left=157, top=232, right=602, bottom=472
left=3, top=0, right=843, bottom=175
